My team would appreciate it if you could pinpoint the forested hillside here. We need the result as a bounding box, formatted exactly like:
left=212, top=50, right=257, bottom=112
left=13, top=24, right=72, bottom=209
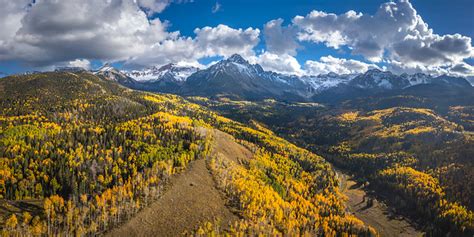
left=0, top=72, right=376, bottom=236
left=190, top=92, right=474, bottom=236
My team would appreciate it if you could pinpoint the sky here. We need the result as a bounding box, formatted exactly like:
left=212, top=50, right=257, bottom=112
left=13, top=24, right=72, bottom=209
left=0, top=0, right=473, bottom=77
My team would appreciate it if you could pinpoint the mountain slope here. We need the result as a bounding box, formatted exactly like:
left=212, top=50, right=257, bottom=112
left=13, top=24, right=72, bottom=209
left=94, top=63, right=138, bottom=87
left=0, top=71, right=376, bottom=236
left=98, top=55, right=472, bottom=103
left=313, top=69, right=473, bottom=103
left=190, top=90, right=474, bottom=235
left=125, top=64, right=199, bottom=93
left=126, top=63, right=198, bottom=82
left=106, top=130, right=246, bottom=236
left=180, top=54, right=309, bottom=100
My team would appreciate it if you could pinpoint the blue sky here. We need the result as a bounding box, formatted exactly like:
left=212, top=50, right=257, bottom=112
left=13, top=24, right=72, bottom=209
left=159, top=0, right=474, bottom=67
left=160, top=0, right=474, bottom=38
left=0, top=0, right=473, bottom=76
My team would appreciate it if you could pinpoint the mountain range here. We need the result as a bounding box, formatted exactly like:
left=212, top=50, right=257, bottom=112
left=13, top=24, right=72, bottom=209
left=88, top=54, right=472, bottom=101
left=2, top=55, right=473, bottom=237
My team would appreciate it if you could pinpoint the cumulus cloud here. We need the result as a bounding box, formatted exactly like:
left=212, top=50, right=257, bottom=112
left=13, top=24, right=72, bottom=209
left=292, top=0, right=474, bottom=70
left=254, top=53, right=378, bottom=76
left=137, top=0, right=193, bottom=15
left=68, top=59, right=91, bottom=69
left=0, top=0, right=31, bottom=58
left=263, top=19, right=299, bottom=56
left=126, top=24, right=261, bottom=68
left=194, top=24, right=260, bottom=58
left=391, top=34, right=473, bottom=67
left=450, top=62, right=474, bottom=76
left=0, top=0, right=472, bottom=78
left=1, top=0, right=170, bottom=66
left=126, top=37, right=199, bottom=68
left=256, top=52, right=303, bottom=75
left=137, top=0, right=171, bottom=15
left=385, top=56, right=474, bottom=78
left=305, top=56, right=380, bottom=75
left=0, top=0, right=259, bottom=69
left=251, top=52, right=381, bottom=77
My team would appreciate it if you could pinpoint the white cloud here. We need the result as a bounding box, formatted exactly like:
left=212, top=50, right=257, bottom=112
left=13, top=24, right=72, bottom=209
left=126, top=37, right=199, bottom=68
left=391, top=33, right=473, bottom=67
left=305, top=56, right=379, bottom=75
left=1, top=0, right=171, bottom=66
left=1, top=0, right=260, bottom=69
left=0, top=0, right=472, bottom=78
left=254, top=53, right=379, bottom=76
left=256, top=52, right=303, bottom=75
left=0, top=0, right=31, bottom=59
left=263, top=19, right=299, bottom=56
left=450, top=62, right=474, bottom=77
left=388, top=60, right=474, bottom=78
left=126, top=24, right=261, bottom=68
left=137, top=0, right=171, bottom=15
left=137, top=0, right=194, bottom=15
left=292, top=0, right=474, bottom=70
left=67, top=59, right=91, bottom=69
left=194, top=24, right=260, bottom=58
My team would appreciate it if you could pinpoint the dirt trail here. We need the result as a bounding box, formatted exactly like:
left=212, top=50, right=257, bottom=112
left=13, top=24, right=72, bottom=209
left=337, top=171, right=422, bottom=237
left=106, top=129, right=251, bottom=237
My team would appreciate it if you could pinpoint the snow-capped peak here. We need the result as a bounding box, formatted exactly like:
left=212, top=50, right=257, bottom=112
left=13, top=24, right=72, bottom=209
left=204, top=54, right=261, bottom=78
left=97, top=63, right=116, bottom=73
left=400, top=72, right=432, bottom=86
left=125, top=63, right=198, bottom=82
left=92, top=63, right=136, bottom=84
left=349, top=69, right=403, bottom=89
left=299, top=73, right=355, bottom=92
left=227, top=54, right=248, bottom=64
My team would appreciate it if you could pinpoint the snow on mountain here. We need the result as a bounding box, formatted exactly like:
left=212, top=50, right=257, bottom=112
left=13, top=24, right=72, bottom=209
left=345, top=69, right=472, bottom=91
left=401, top=72, right=432, bottom=87
left=125, top=63, right=199, bottom=83
left=199, top=54, right=343, bottom=93
left=261, top=72, right=294, bottom=85
left=467, top=77, right=474, bottom=86
left=301, top=72, right=356, bottom=92
left=209, top=54, right=265, bottom=78
left=94, top=63, right=136, bottom=85
left=90, top=55, right=470, bottom=101
left=349, top=69, right=413, bottom=90
left=97, top=63, right=115, bottom=72
left=181, top=54, right=307, bottom=100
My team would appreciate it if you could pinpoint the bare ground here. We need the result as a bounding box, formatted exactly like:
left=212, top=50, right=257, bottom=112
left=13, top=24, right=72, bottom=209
left=211, top=129, right=253, bottom=164
left=106, top=129, right=252, bottom=237
left=337, top=171, right=423, bottom=237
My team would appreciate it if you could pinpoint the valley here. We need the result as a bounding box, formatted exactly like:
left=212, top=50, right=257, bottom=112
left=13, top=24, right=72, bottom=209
left=0, top=72, right=377, bottom=236
left=336, top=170, right=421, bottom=237
left=1, top=0, right=474, bottom=236
left=189, top=86, right=474, bottom=235
left=1, top=56, right=474, bottom=236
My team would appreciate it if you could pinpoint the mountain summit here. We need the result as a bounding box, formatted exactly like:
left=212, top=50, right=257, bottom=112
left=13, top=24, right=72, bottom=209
left=226, top=54, right=249, bottom=64
left=94, top=63, right=137, bottom=86
left=126, top=63, right=199, bottom=83
left=179, top=54, right=310, bottom=100
left=95, top=55, right=472, bottom=102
